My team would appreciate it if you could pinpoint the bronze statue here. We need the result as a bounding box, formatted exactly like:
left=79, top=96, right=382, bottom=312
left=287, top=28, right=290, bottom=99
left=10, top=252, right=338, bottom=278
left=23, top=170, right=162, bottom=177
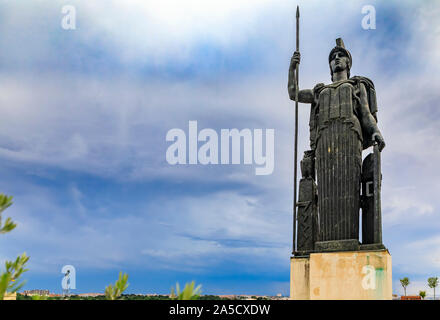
left=288, top=38, right=385, bottom=253
left=296, top=150, right=318, bottom=254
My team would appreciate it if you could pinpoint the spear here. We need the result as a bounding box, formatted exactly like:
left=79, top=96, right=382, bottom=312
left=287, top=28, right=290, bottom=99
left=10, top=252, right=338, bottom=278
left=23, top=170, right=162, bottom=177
left=292, top=5, right=299, bottom=255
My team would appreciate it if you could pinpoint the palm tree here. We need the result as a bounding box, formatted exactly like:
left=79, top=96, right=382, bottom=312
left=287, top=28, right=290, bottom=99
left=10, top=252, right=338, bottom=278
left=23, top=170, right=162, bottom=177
left=428, top=277, right=439, bottom=300
left=419, top=291, right=426, bottom=300
left=400, top=277, right=410, bottom=297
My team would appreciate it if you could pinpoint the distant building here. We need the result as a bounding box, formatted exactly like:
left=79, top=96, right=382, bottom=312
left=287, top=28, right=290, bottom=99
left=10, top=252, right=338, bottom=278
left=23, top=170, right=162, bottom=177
left=218, top=295, right=237, bottom=299
left=77, top=293, right=103, bottom=297
left=401, top=295, right=421, bottom=300
left=22, top=289, right=50, bottom=296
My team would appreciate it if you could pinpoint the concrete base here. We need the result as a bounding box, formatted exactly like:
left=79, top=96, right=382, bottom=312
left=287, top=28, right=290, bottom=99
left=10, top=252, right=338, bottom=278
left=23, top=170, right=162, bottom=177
left=290, top=249, right=392, bottom=300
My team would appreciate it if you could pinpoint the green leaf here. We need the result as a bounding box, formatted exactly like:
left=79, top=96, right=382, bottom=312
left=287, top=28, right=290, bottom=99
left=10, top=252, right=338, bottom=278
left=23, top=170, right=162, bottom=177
left=0, top=194, right=13, bottom=214
left=105, top=272, right=129, bottom=300
left=0, top=217, right=17, bottom=234
left=0, top=193, right=30, bottom=301
left=171, top=281, right=202, bottom=300
left=0, top=252, right=30, bottom=299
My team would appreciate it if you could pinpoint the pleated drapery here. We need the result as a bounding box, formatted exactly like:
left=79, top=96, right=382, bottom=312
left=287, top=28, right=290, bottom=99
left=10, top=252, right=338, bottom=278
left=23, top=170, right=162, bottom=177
left=314, top=82, right=362, bottom=242
left=316, top=120, right=361, bottom=241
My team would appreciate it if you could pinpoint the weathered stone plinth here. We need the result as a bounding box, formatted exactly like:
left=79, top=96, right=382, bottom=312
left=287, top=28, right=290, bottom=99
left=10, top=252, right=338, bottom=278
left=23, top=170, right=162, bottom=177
left=290, top=250, right=392, bottom=300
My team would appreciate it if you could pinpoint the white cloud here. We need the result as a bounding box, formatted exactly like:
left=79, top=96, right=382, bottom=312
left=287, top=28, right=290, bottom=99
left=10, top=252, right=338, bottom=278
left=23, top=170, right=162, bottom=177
left=1, top=182, right=290, bottom=275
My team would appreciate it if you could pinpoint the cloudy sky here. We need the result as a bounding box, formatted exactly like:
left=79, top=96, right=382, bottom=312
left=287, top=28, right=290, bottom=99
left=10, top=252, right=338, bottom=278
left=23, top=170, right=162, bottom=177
left=0, top=0, right=439, bottom=296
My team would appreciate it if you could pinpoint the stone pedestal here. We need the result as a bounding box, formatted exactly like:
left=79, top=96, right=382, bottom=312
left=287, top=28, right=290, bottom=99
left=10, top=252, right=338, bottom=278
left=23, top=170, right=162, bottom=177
left=290, top=250, right=392, bottom=300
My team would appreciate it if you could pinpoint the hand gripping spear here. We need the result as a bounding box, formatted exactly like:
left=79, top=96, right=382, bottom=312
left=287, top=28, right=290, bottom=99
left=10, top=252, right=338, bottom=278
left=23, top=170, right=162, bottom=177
left=292, top=6, right=300, bottom=255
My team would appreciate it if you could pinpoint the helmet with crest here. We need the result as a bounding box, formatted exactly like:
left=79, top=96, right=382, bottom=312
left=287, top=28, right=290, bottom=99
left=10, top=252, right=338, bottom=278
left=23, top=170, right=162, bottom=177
left=329, top=38, right=352, bottom=80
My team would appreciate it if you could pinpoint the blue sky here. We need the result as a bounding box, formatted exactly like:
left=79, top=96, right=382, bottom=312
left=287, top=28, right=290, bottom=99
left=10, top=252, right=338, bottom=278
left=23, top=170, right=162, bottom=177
left=1, top=0, right=440, bottom=296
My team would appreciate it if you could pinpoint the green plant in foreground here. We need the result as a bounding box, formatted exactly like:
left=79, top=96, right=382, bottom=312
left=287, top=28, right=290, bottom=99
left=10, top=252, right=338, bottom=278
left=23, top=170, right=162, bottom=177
left=400, top=277, right=410, bottom=297
left=0, top=194, right=29, bottom=300
left=0, top=194, right=16, bottom=234
left=0, top=253, right=30, bottom=298
left=105, top=272, right=129, bottom=300
left=170, top=281, right=202, bottom=300
left=31, top=294, right=48, bottom=300
left=428, top=277, right=439, bottom=300
left=419, top=291, right=426, bottom=300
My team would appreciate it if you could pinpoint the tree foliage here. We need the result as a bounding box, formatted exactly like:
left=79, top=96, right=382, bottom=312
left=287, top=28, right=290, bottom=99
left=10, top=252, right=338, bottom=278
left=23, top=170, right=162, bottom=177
left=0, top=194, right=29, bottom=300
left=400, top=277, right=410, bottom=296
left=0, top=194, right=16, bottom=234
left=170, top=281, right=202, bottom=300
left=428, top=277, right=439, bottom=300
left=105, top=272, right=129, bottom=300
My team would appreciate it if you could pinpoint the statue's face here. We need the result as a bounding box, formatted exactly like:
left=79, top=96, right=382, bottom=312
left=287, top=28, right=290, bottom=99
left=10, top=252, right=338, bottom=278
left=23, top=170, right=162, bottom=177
left=330, top=50, right=349, bottom=74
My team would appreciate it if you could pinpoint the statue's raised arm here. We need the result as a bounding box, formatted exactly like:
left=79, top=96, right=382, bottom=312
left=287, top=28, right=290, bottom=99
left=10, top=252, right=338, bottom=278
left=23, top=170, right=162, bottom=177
left=288, top=51, right=314, bottom=103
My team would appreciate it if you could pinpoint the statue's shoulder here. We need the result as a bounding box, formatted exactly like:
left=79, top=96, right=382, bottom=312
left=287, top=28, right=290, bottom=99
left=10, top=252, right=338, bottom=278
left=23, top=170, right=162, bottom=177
left=350, top=76, right=375, bottom=90
left=312, top=82, right=326, bottom=95
left=312, top=77, right=376, bottom=97
left=350, top=76, right=378, bottom=120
